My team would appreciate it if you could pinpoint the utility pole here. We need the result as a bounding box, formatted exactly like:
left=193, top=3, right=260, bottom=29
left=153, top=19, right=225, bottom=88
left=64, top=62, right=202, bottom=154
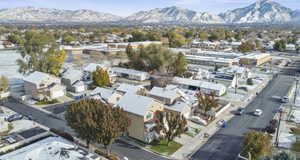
left=294, top=78, right=299, bottom=104
left=275, top=110, right=283, bottom=147
left=235, top=72, right=238, bottom=94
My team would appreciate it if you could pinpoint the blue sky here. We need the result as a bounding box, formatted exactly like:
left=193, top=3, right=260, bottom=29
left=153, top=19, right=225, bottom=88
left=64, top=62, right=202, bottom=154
left=0, top=0, right=299, bottom=16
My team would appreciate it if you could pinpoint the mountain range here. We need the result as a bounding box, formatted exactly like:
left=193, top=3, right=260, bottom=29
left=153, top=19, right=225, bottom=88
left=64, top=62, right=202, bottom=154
left=0, top=0, right=299, bottom=24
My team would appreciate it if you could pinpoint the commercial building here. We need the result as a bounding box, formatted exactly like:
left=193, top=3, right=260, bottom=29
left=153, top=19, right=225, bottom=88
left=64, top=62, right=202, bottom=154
left=239, top=53, right=271, bottom=66
left=172, top=77, right=227, bottom=96
left=186, top=55, right=236, bottom=67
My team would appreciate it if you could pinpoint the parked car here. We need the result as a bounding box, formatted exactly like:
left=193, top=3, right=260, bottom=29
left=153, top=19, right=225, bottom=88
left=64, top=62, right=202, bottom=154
left=281, top=96, right=289, bottom=103
left=5, top=114, right=23, bottom=122
left=236, top=108, right=245, bottom=115
left=253, top=109, right=263, bottom=116
left=190, top=116, right=207, bottom=125
left=217, top=119, right=225, bottom=127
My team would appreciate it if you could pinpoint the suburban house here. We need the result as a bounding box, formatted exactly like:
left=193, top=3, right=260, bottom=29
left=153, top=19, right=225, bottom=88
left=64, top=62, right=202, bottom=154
left=147, top=87, right=181, bottom=105
left=110, top=67, right=150, bottom=81
left=286, top=44, right=297, bottom=51
left=83, top=63, right=107, bottom=81
left=116, top=93, right=165, bottom=143
left=90, top=87, right=123, bottom=105
left=24, top=71, right=66, bottom=101
left=116, top=83, right=145, bottom=95
left=166, top=101, right=193, bottom=119
left=172, top=77, right=227, bottom=96
left=61, top=69, right=85, bottom=93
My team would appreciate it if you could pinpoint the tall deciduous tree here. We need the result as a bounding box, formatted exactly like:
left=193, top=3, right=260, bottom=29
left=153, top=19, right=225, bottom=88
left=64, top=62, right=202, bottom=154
left=196, top=92, right=219, bottom=118
left=92, top=67, right=111, bottom=87
left=17, top=31, right=66, bottom=76
left=168, top=31, right=186, bottom=48
left=173, top=53, right=187, bottom=77
left=155, top=111, right=187, bottom=145
left=242, top=131, right=272, bottom=160
left=65, top=99, right=130, bottom=154
left=0, top=75, right=9, bottom=92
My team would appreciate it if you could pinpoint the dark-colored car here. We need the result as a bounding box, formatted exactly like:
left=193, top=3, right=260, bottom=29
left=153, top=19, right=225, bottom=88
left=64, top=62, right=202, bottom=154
left=5, top=114, right=23, bottom=122
left=237, top=108, right=245, bottom=115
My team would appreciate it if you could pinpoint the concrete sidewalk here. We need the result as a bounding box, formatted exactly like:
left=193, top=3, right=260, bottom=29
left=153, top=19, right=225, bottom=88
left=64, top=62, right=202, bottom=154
left=172, top=76, right=272, bottom=160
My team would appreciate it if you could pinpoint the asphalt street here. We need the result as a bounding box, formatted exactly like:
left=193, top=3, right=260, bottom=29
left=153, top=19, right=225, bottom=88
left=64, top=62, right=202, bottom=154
left=2, top=100, right=169, bottom=160
left=191, top=75, right=295, bottom=160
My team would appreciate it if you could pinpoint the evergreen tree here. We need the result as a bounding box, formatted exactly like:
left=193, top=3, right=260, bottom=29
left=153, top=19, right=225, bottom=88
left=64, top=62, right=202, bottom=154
left=274, top=40, right=287, bottom=52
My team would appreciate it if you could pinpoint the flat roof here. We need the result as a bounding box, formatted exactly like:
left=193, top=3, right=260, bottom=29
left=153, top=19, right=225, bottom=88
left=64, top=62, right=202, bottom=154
left=111, top=67, right=149, bottom=77
left=186, top=55, right=234, bottom=64
left=0, top=136, right=100, bottom=160
left=173, top=77, right=226, bottom=91
left=239, top=53, right=270, bottom=60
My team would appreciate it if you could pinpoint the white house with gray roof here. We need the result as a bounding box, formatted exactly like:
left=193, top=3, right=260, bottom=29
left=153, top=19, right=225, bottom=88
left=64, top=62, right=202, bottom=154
left=61, top=69, right=85, bottom=93
left=110, top=67, right=150, bottom=81
left=24, top=71, right=66, bottom=100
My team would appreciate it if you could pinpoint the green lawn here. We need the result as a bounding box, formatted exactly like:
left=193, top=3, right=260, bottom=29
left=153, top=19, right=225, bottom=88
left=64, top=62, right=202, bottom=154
left=293, top=138, right=300, bottom=152
left=150, top=140, right=182, bottom=155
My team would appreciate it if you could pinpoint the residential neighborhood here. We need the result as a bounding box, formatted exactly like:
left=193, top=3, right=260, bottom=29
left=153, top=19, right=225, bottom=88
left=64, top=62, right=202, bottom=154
left=0, top=0, right=299, bottom=160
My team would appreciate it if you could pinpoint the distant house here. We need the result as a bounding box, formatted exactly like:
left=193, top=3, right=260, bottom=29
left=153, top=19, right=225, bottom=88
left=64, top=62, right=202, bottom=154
left=286, top=44, right=296, bottom=51
left=172, top=77, right=227, bottom=96
left=61, top=69, right=85, bottom=93
left=116, top=83, right=144, bottom=95
left=24, top=71, right=66, bottom=100
left=90, top=87, right=122, bottom=105
left=166, top=101, right=193, bottom=119
left=116, top=94, right=165, bottom=143
left=110, top=67, right=150, bottom=81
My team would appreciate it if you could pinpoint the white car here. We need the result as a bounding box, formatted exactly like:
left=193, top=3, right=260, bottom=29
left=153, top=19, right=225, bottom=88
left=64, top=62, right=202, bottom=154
left=253, top=109, right=263, bottom=116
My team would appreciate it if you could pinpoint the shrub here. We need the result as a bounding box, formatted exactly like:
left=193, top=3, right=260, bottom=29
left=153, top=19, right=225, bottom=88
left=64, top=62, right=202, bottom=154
left=94, top=149, right=119, bottom=160
left=247, top=78, right=254, bottom=85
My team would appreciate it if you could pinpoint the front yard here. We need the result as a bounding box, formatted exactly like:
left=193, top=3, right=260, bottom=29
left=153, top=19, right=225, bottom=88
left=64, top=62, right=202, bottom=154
left=150, top=140, right=182, bottom=155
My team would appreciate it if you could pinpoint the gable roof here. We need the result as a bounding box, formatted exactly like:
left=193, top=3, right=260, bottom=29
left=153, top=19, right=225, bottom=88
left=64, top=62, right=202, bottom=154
left=83, top=63, right=106, bottom=73
left=116, top=83, right=143, bottom=94
left=62, top=69, right=83, bottom=84
left=90, top=87, right=115, bottom=100
left=116, top=93, right=154, bottom=117
left=148, top=87, right=178, bottom=100
left=23, top=71, right=51, bottom=85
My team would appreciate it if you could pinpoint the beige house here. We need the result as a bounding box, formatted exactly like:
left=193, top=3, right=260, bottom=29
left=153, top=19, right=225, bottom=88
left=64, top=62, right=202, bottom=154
left=116, top=93, right=164, bottom=143
left=24, top=71, right=66, bottom=101
left=147, top=87, right=181, bottom=105
left=90, top=87, right=123, bottom=105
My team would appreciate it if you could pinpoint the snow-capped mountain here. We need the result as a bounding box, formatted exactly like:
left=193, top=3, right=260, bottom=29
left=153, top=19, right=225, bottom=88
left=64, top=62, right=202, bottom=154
left=125, top=6, right=224, bottom=24
left=219, top=0, right=294, bottom=24
left=0, top=0, right=299, bottom=24
left=0, top=7, right=121, bottom=23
